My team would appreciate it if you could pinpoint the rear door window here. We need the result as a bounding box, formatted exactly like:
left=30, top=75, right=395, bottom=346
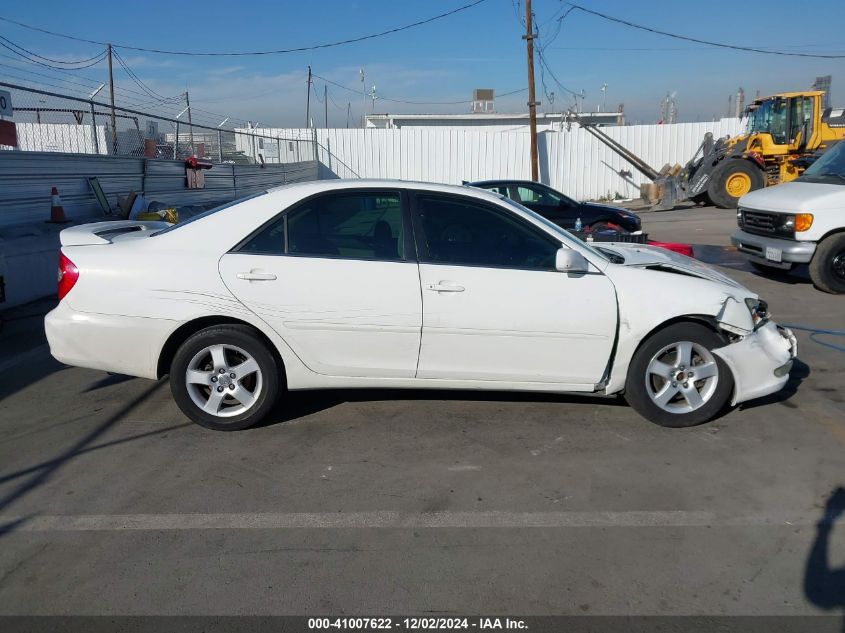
left=237, top=191, right=406, bottom=260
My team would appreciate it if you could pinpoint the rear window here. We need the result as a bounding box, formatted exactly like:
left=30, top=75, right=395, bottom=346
left=153, top=191, right=268, bottom=236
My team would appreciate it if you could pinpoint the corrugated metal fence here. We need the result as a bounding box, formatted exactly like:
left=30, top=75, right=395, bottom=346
left=0, top=153, right=317, bottom=308
left=254, top=118, right=743, bottom=201
left=0, top=152, right=318, bottom=228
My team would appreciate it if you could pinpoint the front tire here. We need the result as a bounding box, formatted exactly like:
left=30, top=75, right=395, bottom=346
left=708, top=160, right=765, bottom=209
left=809, top=233, right=845, bottom=294
left=170, top=325, right=280, bottom=431
left=625, top=323, right=734, bottom=428
left=690, top=192, right=712, bottom=206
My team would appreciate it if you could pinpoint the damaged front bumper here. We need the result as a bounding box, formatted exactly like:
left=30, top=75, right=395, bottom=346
left=713, top=322, right=798, bottom=405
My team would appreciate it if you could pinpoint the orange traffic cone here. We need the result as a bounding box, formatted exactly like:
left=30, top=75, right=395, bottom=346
left=46, top=186, right=70, bottom=223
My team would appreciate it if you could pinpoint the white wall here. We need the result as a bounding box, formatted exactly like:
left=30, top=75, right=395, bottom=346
left=12, top=123, right=108, bottom=155
left=246, top=118, right=744, bottom=201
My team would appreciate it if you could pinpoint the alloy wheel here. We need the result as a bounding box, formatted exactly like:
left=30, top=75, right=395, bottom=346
left=185, top=344, right=263, bottom=417
left=644, top=340, right=719, bottom=414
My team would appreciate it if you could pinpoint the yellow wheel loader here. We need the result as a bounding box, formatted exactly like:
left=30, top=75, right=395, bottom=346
left=688, top=91, right=845, bottom=208
left=568, top=91, right=845, bottom=210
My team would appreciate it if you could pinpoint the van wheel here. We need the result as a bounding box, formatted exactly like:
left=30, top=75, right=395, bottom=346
left=708, top=160, right=765, bottom=209
left=170, top=325, right=280, bottom=431
left=809, top=233, right=845, bottom=294
left=625, top=323, right=734, bottom=428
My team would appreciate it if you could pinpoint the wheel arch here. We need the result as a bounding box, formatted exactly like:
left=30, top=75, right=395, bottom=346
left=817, top=226, right=845, bottom=244
left=616, top=314, right=729, bottom=391
left=635, top=314, right=728, bottom=353
left=157, top=315, right=286, bottom=382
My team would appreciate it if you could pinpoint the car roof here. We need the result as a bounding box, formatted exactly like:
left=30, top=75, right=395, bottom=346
left=266, top=178, right=507, bottom=203
left=468, top=179, right=551, bottom=187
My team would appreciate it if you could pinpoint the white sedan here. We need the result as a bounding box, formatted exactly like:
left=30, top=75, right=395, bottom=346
left=46, top=180, right=796, bottom=431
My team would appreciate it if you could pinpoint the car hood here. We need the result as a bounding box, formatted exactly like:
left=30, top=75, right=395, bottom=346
left=740, top=180, right=845, bottom=213
left=580, top=201, right=635, bottom=217
left=598, top=243, right=751, bottom=291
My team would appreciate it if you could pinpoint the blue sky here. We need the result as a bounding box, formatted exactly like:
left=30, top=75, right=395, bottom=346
left=1, top=0, right=843, bottom=127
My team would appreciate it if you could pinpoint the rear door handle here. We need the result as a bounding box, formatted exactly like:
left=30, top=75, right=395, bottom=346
left=425, top=282, right=465, bottom=293
left=236, top=270, right=277, bottom=281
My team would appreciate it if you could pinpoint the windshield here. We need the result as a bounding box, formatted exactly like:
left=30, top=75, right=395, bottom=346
left=798, top=142, right=845, bottom=185
left=745, top=98, right=789, bottom=144
left=152, top=191, right=268, bottom=236
left=497, top=195, right=609, bottom=262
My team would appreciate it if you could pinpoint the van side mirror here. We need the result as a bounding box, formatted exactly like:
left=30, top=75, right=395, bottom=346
left=555, top=248, right=589, bottom=273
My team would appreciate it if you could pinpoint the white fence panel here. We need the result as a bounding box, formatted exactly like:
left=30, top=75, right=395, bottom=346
left=13, top=123, right=108, bottom=155
left=250, top=118, right=744, bottom=200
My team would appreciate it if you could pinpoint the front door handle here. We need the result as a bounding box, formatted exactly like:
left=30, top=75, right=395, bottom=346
left=425, top=281, right=465, bottom=293
left=236, top=270, right=277, bottom=281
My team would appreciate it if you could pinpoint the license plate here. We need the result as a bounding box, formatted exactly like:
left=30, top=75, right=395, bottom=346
left=765, top=246, right=782, bottom=262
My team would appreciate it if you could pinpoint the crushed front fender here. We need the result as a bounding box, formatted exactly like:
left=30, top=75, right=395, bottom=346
left=713, top=322, right=798, bottom=405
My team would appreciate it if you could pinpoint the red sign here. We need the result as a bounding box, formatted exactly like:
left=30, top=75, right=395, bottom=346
left=0, top=120, right=17, bottom=147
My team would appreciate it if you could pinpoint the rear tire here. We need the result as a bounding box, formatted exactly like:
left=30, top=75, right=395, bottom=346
left=809, top=233, right=845, bottom=294
left=625, top=323, right=734, bottom=428
left=170, top=325, right=280, bottom=431
left=708, top=160, right=765, bottom=209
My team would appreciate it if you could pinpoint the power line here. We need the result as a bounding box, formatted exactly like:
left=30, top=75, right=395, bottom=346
left=564, top=3, right=845, bottom=59
left=0, top=33, right=105, bottom=66
left=0, top=51, right=193, bottom=108
left=0, top=35, right=106, bottom=70
left=0, top=1, right=490, bottom=56
left=111, top=49, right=181, bottom=103
left=548, top=45, right=845, bottom=53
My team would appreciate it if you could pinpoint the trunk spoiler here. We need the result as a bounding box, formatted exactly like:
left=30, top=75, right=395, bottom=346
left=60, top=220, right=171, bottom=246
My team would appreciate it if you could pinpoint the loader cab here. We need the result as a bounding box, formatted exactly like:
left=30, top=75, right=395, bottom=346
left=743, top=93, right=819, bottom=154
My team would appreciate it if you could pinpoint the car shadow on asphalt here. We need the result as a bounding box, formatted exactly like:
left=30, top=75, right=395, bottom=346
left=0, top=379, right=186, bottom=536
left=257, top=389, right=627, bottom=428
left=803, top=486, right=845, bottom=630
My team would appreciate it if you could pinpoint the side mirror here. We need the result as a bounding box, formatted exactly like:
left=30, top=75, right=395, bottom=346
left=555, top=248, right=589, bottom=273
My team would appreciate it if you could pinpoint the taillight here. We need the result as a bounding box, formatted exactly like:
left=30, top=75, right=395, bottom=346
left=57, top=252, right=79, bottom=301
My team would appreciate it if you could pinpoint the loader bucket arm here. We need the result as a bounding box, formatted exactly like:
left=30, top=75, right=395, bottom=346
left=579, top=123, right=662, bottom=182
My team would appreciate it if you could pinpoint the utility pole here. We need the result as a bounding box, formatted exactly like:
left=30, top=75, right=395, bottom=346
left=346, top=102, right=351, bottom=128
left=107, top=43, right=117, bottom=154
left=305, top=65, right=312, bottom=128
left=324, top=85, right=328, bottom=128
left=360, top=69, right=366, bottom=127
left=523, top=0, right=539, bottom=181
left=184, top=91, right=194, bottom=154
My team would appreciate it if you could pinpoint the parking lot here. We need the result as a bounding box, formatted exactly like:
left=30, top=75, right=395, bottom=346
left=0, top=205, right=843, bottom=620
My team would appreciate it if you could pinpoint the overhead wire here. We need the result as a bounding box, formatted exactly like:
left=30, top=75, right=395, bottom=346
left=563, top=3, right=845, bottom=59
left=0, top=35, right=106, bottom=70
left=111, top=49, right=182, bottom=103
left=0, top=1, right=490, bottom=56
left=0, top=33, right=106, bottom=67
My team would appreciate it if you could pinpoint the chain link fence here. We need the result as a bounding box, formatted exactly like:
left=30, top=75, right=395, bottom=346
left=0, top=81, right=316, bottom=165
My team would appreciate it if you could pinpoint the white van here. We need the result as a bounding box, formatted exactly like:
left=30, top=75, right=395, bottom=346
left=732, top=142, right=845, bottom=293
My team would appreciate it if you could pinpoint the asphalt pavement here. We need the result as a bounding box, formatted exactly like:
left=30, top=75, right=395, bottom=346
left=0, top=206, right=843, bottom=625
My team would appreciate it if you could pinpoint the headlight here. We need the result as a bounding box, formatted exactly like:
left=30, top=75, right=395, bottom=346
left=777, top=213, right=813, bottom=235
left=745, top=297, right=770, bottom=327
